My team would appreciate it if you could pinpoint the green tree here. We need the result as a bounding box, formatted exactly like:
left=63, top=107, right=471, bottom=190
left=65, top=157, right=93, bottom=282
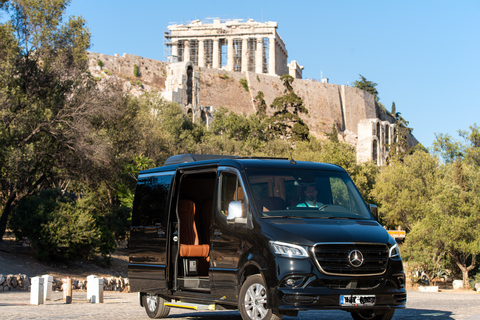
left=254, top=91, right=267, bottom=119
left=0, top=0, right=128, bottom=241
left=353, top=74, right=379, bottom=101
left=432, top=124, right=480, bottom=165
left=326, top=123, right=339, bottom=143
left=372, top=150, right=438, bottom=230
left=267, top=74, right=309, bottom=141
left=405, top=161, right=480, bottom=286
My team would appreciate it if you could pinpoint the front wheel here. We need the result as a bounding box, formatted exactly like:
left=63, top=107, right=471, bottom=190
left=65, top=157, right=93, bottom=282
left=238, top=274, right=283, bottom=320
left=351, top=308, right=395, bottom=320
left=142, top=293, right=171, bottom=319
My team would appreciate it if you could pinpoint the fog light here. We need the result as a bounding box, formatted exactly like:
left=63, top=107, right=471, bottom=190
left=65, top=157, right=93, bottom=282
left=283, top=276, right=305, bottom=288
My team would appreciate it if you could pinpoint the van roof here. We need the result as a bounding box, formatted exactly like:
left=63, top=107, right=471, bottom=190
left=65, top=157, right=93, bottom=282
left=139, top=154, right=345, bottom=175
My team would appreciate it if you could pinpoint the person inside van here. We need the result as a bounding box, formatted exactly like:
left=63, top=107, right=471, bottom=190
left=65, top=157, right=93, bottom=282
left=296, top=185, right=324, bottom=208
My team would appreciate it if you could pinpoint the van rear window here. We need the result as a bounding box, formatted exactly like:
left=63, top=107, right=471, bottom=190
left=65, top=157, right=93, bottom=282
left=131, top=173, right=174, bottom=227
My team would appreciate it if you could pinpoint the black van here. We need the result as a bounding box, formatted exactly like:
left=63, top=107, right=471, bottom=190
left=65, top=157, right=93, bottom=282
left=128, top=154, right=406, bottom=320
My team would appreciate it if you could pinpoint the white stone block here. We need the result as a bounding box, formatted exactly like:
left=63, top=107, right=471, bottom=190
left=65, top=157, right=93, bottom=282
left=452, top=280, right=464, bottom=289
left=419, top=285, right=438, bottom=292
left=30, top=276, right=44, bottom=305
left=42, top=275, right=53, bottom=301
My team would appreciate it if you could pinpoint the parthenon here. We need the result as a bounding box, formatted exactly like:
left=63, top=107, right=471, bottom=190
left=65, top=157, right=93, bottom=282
left=164, top=19, right=303, bottom=79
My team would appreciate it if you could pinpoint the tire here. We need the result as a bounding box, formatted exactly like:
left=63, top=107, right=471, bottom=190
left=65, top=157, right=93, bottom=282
left=142, top=293, right=171, bottom=319
left=238, top=274, right=283, bottom=320
left=351, top=308, right=395, bottom=320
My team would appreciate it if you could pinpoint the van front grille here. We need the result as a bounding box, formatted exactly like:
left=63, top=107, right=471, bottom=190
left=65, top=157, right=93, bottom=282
left=313, top=243, right=389, bottom=276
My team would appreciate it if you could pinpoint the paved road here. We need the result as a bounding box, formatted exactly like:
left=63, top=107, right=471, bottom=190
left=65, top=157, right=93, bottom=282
left=1, top=290, right=480, bottom=320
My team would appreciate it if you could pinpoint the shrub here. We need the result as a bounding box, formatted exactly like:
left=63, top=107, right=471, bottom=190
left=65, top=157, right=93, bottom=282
left=239, top=78, right=249, bottom=92
left=9, top=189, right=101, bottom=262
left=257, top=75, right=260, bottom=82
left=104, top=69, right=112, bottom=75
left=133, top=64, right=139, bottom=77
left=97, top=59, right=103, bottom=68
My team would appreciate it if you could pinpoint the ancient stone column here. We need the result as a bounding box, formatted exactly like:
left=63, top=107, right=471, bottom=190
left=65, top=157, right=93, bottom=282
left=227, top=37, right=234, bottom=71
left=184, top=39, right=190, bottom=63
left=241, top=37, right=248, bottom=72
left=171, top=40, right=178, bottom=62
left=213, top=38, right=220, bottom=69
left=255, top=37, right=264, bottom=74
left=198, top=39, right=205, bottom=67
left=269, top=36, right=276, bottom=75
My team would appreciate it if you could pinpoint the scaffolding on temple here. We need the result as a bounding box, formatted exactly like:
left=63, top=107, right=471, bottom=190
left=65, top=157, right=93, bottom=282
left=164, top=19, right=272, bottom=74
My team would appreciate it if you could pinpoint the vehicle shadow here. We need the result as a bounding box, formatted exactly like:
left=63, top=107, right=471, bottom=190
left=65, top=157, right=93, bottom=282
left=166, top=308, right=456, bottom=319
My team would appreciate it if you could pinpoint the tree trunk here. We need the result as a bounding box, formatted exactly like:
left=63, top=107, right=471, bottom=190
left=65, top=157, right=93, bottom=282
left=454, top=253, right=477, bottom=288
left=0, top=194, right=16, bottom=241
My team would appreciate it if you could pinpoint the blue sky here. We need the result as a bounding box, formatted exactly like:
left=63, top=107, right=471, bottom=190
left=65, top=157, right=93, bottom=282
left=64, top=0, right=479, bottom=149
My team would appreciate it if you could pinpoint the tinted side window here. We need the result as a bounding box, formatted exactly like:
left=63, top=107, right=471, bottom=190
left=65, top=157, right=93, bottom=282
left=131, top=173, right=174, bottom=227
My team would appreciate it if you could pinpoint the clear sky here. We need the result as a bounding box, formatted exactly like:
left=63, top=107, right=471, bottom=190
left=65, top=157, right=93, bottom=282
left=64, top=0, right=479, bottom=149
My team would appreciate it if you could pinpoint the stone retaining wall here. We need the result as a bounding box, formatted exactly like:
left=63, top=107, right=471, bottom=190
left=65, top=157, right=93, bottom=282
left=0, top=274, right=130, bottom=293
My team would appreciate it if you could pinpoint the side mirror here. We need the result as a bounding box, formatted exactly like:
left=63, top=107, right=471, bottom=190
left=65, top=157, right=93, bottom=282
left=227, top=201, right=247, bottom=225
left=369, top=204, right=379, bottom=222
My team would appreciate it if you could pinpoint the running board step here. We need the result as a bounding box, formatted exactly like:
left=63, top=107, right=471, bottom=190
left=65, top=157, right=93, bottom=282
left=164, top=301, right=216, bottom=311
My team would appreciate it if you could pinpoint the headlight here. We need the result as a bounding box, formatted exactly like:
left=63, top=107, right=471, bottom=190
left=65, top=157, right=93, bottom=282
left=269, top=241, right=309, bottom=259
left=389, top=243, right=401, bottom=258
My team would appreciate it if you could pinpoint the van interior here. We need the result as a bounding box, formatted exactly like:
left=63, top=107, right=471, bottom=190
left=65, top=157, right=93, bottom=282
left=173, top=171, right=216, bottom=292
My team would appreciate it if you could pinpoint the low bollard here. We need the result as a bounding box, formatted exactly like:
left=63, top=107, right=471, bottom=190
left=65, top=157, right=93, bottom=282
left=42, top=274, right=53, bottom=301
left=30, top=276, right=44, bottom=305
left=87, top=275, right=98, bottom=302
left=91, top=277, right=104, bottom=303
left=62, top=277, right=73, bottom=304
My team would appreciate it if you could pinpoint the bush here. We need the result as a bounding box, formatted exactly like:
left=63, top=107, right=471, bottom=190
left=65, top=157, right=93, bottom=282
left=9, top=189, right=101, bottom=261
left=239, top=78, right=249, bottom=92
left=133, top=64, right=139, bottom=77
left=97, top=59, right=103, bottom=68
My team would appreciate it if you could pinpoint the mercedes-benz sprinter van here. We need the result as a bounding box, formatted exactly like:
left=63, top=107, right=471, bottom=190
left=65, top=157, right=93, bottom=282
left=128, top=154, right=406, bottom=320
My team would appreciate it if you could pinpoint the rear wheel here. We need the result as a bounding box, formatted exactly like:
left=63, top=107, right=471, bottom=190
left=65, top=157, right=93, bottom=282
left=238, top=274, right=283, bottom=320
left=351, top=308, right=395, bottom=320
left=142, top=293, right=170, bottom=319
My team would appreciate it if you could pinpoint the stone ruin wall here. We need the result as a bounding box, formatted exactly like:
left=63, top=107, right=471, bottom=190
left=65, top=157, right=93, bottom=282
left=199, top=67, right=378, bottom=140
left=87, top=52, right=389, bottom=144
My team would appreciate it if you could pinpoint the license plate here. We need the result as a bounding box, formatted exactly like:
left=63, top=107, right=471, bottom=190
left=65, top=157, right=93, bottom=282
left=340, top=295, right=375, bottom=306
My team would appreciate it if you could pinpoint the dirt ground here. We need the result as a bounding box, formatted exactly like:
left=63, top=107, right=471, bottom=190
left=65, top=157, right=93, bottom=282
left=0, top=235, right=128, bottom=281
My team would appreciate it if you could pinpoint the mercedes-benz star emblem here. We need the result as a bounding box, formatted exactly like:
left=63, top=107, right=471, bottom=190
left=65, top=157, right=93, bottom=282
left=348, top=250, right=364, bottom=267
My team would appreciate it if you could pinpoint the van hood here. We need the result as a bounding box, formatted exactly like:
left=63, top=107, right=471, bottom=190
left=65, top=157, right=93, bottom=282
left=261, top=218, right=389, bottom=245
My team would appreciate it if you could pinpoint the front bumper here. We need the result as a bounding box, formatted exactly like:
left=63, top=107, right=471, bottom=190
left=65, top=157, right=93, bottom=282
left=266, top=256, right=406, bottom=311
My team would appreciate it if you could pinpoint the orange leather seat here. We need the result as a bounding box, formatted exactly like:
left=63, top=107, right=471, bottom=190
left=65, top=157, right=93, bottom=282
left=178, top=199, right=210, bottom=261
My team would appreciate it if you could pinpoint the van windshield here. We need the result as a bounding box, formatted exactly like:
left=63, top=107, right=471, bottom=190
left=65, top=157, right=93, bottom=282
left=245, top=169, right=372, bottom=220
